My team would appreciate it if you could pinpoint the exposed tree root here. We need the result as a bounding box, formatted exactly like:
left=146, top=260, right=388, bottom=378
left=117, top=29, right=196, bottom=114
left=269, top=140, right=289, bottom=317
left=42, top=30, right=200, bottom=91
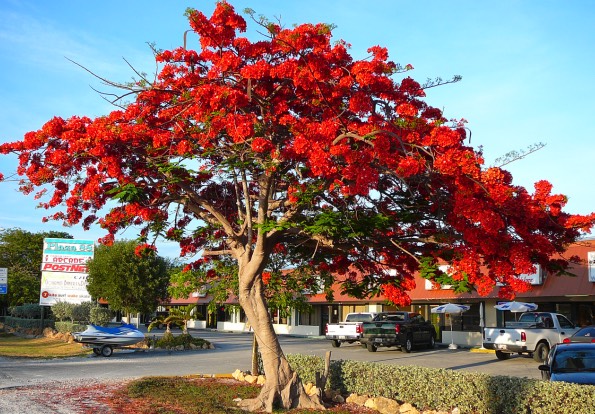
left=237, top=371, right=325, bottom=412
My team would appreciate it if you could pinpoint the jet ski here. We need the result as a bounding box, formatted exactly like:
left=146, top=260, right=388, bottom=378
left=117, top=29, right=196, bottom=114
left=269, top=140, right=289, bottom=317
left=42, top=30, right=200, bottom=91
left=73, top=323, right=145, bottom=357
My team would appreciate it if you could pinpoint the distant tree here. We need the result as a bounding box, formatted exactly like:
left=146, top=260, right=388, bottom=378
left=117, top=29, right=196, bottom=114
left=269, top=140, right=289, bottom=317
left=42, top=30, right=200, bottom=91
left=0, top=228, right=72, bottom=307
left=147, top=305, right=196, bottom=334
left=85, top=240, right=170, bottom=319
left=169, top=304, right=199, bottom=334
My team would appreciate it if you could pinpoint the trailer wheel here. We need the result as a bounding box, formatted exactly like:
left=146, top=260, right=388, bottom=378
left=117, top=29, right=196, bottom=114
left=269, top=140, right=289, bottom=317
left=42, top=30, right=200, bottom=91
left=331, top=340, right=341, bottom=348
left=495, top=350, right=511, bottom=360
left=366, top=343, right=377, bottom=352
left=101, top=345, right=114, bottom=357
left=533, top=343, right=549, bottom=363
left=92, top=348, right=101, bottom=356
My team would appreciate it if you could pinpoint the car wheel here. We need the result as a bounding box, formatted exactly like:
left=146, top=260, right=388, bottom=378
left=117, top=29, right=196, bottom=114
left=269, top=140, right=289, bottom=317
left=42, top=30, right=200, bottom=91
left=101, top=345, right=114, bottom=357
left=495, top=350, right=511, bottom=360
left=366, top=343, right=377, bottom=352
left=428, top=335, right=435, bottom=349
left=92, top=348, right=101, bottom=356
left=533, top=343, right=549, bottom=363
left=331, top=340, right=341, bottom=348
left=404, top=336, right=413, bottom=353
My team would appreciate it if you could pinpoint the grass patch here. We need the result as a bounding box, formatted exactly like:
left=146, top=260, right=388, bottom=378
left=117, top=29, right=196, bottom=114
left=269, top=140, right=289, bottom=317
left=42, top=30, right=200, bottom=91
left=0, top=335, right=91, bottom=358
left=107, top=377, right=371, bottom=413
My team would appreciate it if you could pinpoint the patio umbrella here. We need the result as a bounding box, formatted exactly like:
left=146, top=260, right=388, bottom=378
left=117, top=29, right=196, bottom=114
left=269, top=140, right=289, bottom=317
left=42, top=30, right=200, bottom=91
left=431, top=303, right=470, bottom=349
left=494, top=301, right=538, bottom=321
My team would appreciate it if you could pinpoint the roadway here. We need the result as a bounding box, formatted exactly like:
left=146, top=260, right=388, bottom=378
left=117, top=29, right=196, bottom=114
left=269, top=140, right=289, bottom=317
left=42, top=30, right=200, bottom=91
left=0, top=329, right=541, bottom=389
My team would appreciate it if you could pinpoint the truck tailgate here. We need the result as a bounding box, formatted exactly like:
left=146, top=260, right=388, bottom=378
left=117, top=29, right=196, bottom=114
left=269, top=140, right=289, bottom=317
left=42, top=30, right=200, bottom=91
left=484, top=328, right=523, bottom=347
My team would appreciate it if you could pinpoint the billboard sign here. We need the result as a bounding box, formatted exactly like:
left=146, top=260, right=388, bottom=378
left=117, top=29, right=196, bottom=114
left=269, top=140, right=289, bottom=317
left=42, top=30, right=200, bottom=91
left=40, top=239, right=94, bottom=305
left=39, top=272, right=92, bottom=304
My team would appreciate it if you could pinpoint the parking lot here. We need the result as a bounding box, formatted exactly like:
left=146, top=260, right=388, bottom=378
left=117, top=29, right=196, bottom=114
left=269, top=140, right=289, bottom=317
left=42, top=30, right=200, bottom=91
left=0, top=329, right=542, bottom=390
left=196, top=330, right=542, bottom=379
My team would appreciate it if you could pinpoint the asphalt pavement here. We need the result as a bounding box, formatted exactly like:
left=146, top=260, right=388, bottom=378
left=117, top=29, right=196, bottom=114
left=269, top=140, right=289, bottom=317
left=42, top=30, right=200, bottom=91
left=0, top=328, right=541, bottom=391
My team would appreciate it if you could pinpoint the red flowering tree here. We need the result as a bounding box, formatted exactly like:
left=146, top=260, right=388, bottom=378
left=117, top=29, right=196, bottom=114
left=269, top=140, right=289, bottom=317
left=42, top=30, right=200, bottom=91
left=1, top=2, right=594, bottom=411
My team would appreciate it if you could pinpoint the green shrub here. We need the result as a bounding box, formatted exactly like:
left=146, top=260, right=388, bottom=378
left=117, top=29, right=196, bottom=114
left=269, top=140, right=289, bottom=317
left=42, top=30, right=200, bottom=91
left=72, top=302, right=93, bottom=323
left=54, top=321, right=87, bottom=334
left=151, top=332, right=210, bottom=350
left=9, top=303, right=42, bottom=319
left=3, top=316, right=54, bottom=331
left=90, top=306, right=114, bottom=326
left=286, top=354, right=595, bottom=414
left=51, top=301, right=75, bottom=322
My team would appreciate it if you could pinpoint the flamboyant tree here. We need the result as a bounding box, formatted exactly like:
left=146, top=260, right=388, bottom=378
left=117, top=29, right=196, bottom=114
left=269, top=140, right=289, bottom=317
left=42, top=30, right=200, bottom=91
left=1, top=2, right=594, bottom=411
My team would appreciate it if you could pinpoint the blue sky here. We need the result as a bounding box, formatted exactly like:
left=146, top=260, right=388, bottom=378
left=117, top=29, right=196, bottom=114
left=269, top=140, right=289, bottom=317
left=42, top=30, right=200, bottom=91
left=1, top=0, right=594, bottom=257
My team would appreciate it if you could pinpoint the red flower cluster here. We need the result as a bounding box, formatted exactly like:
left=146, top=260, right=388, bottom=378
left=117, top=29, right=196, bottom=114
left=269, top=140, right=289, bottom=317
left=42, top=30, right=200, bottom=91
left=134, top=243, right=157, bottom=257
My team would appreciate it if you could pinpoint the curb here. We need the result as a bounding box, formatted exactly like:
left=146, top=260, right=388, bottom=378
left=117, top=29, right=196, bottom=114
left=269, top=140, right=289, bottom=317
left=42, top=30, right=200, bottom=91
left=469, top=347, right=495, bottom=353
left=194, top=373, right=234, bottom=378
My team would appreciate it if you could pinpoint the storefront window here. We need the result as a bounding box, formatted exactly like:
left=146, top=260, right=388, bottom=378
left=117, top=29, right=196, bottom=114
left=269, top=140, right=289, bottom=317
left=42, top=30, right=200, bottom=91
left=576, top=304, right=595, bottom=326
left=269, top=307, right=289, bottom=324
left=437, top=303, right=480, bottom=332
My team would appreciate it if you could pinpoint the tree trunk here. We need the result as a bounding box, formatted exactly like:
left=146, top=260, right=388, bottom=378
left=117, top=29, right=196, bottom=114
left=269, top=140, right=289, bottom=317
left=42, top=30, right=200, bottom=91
left=237, top=280, right=325, bottom=412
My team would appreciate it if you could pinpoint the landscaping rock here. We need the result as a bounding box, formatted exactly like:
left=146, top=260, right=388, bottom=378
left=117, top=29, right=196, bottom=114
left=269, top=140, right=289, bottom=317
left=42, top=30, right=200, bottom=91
left=346, top=393, right=370, bottom=407
left=399, top=402, right=420, bottom=414
left=364, top=396, right=400, bottom=414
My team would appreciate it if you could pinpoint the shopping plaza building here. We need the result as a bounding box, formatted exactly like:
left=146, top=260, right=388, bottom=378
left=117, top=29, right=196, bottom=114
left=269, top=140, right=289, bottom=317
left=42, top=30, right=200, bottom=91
left=158, top=239, right=595, bottom=347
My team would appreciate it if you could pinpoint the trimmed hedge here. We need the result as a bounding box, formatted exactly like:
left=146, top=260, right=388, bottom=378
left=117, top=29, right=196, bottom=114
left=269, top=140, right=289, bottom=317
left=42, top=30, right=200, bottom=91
left=3, top=316, right=54, bottom=331
left=286, top=354, right=595, bottom=414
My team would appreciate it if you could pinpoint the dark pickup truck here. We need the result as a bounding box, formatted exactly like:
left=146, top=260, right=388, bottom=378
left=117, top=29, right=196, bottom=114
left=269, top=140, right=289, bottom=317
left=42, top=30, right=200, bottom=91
left=360, top=312, right=436, bottom=353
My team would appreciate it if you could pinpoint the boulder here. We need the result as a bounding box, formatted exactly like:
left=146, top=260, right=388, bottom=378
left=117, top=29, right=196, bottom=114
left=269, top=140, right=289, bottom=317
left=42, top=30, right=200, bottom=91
left=399, top=402, right=420, bottom=414
left=346, top=393, right=369, bottom=406
left=232, top=369, right=244, bottom=381
left=364, top=396, right=400, bottom=414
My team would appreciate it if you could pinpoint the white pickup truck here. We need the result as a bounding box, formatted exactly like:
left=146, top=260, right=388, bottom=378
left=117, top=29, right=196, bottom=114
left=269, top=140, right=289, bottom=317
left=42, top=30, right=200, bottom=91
left=482, top=311, right=580, bottom=362
left=325, top=312, right=377, bottom=348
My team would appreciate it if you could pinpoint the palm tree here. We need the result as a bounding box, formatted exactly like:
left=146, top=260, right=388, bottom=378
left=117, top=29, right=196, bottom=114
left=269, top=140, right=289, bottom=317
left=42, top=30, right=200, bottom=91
left=147, top=305, right=199, bottom=334
left=168, top=304, right=200, bottom=334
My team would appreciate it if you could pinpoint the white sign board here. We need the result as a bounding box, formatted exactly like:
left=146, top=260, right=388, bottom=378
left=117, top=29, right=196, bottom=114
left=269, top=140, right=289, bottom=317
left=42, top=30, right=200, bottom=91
left=40, top=238, right=94, bottom=305
left=496, top=265, right=543, bottom=286
left=517, top=265, right=543, bottom=285
left=425, top=265, right=453, bottom=290
left=39, top=272, right=92, bottom=305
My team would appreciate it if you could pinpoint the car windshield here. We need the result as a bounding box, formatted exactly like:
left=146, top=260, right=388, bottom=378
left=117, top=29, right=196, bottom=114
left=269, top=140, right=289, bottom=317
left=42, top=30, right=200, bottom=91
left=552, top=349, right=595, bottom=373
